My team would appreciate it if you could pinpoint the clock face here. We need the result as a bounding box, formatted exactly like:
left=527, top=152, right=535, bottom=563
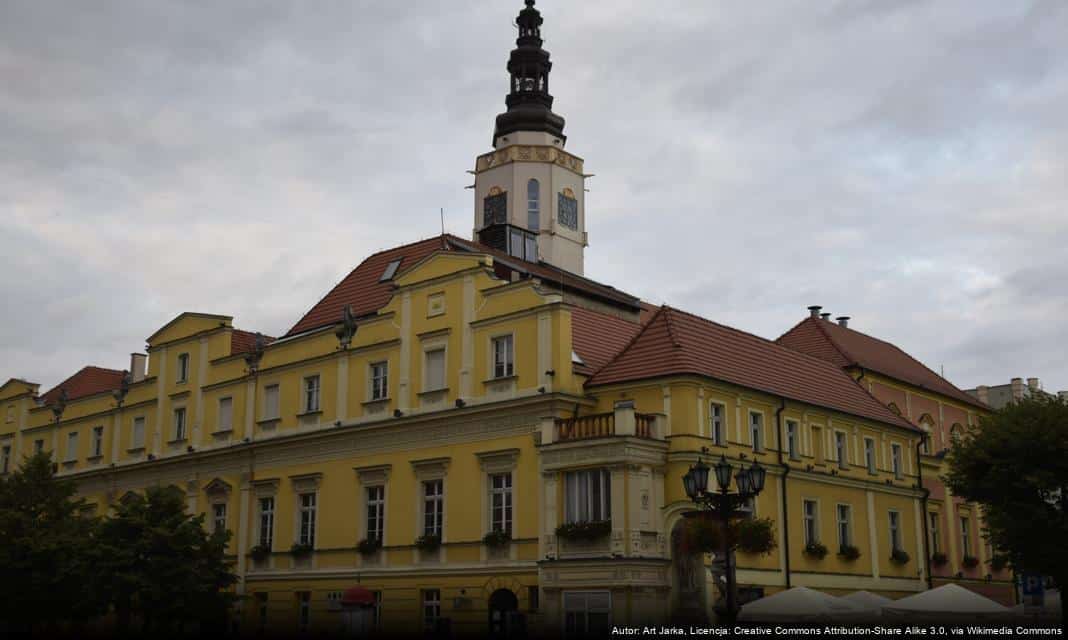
left=558, top=193, right=578, bottom=230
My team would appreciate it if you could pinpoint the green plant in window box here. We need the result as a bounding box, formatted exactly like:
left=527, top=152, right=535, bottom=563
left=554, top=520, right=611, bottom=541
left=890, top=548, right=910, bottom=565
left=990, top=554, right=1009, bottom=572
left=734, top=517, right=778, bottom=556
left=482, top=529, right=512, bottom=548
left=803, top=541, right=829, bottom=559
left=290, top=542, right=313, bottom=558
left=249, top=544, right=271, bottom=562
left=930, top=551, right=948, bottom=567
left=838, top=544, right=861, bottom=561
left=415, top=534, right=441, bottom=552
left=357, top=537, right=382, bottom=556
left=961, top=555, right=979, bottom=569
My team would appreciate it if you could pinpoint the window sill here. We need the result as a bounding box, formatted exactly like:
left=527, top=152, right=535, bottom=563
left=362, top=397, right=390, bottom=406
left=211, top=428, right=234, bottom=437
left=62, top=459, right=77, bottom=466
left=482, top=374, right=517, bottom=385
left=127, top=446, right=145, bottom=454
left=86, top=454, right=103, bottom=462
left=255, top=417, right=280, bottom=426
left=167, top=437, right=188, bottom=445
left=417, top=387, right=449, bottom=397
left=296, top=409, right=322, bottom=418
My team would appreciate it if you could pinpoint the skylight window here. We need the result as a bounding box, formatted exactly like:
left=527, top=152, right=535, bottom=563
left=380, top=259, right=402, bottom=282
left=571, top=351, right=586, bottom=365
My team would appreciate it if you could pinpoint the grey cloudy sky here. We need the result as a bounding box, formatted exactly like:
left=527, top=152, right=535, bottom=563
left=2, top=0, right=1066, bottom=394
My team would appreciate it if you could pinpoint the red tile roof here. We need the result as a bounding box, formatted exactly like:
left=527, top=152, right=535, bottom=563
left=588, top=306, right=918, bottom=431
left=230, top=329, right=276, bottom=356
left=777, top=317, right=986, bottom=410
left=286, top=234, right=640, bottom=337
left=570, top=306, right=644, bottom=377
left=40, top=366, right=126, bottom=405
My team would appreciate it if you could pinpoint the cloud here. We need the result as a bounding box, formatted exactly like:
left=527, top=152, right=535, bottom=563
left=1, top=0, right=1066, bottom=393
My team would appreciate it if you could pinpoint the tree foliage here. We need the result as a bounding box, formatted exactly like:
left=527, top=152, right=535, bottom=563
left=681, top=515, right=777, bottom=556
left=945, top=394, right=1068, bottom=615
left=0, top=452, right=104, bottom=631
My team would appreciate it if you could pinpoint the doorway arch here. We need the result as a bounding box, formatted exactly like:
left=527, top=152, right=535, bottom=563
left=488, top=588, right=519, bottom=639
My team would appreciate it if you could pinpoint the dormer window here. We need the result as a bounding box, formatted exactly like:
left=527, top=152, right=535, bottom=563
left=380, top=259, right=402, bottom=282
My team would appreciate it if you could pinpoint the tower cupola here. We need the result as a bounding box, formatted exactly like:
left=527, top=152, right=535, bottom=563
left=494, top=0, right=566, bottom=145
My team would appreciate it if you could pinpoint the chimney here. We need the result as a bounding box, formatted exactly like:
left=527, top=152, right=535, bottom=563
left=820, top=313, right=832, bottom=321
left=808, top=305, right=822, bottom=318
left=130, top=353, right=147, bottom=383
left=1010, top=377, right=1024, bottom=400
left=976, top=385, right=989, bottom=405
left=1027, top=377, right=1039, bottom=392
left=1059, top=391, right=1068, bottom=403
left=836, top=316, right=850, bottom=328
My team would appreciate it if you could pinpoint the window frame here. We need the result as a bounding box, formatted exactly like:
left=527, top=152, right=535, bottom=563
left=366, top=485, right=386, bottom=543
left=173, top=407, right=187, bottom=441
left=263, top=384, right=280, bottom=420
left=491, top=334, right=515, bottom=379
left=302, top=374, right=321, bottom=413
left=489, top=472, right=514, bottom=535
left=891, top=443, right=903, bottom=479
left=563, top=590, right=612, bottom=635
left=213, top=502, right=228, bottom=535
left=786, top=419, right=799, bottom=460
left=217, top=396, right=234, bottom=432
left=422, top=589, right=441, bottom=631
left=960, top=515, right=972, bottom=557
left=802, top=498, right=819, bottom=545
left=91, top=425, right=104, bottom=458
left=749, top=411, right=764, bottom=452
left=258, top=496, right=275, bottom=549
left=297, top=492, right=317, bottom=547
left=864, top=437, right=876, bottom=474
left=836, top=503, right=853, bottom=549
left=834, top=430, right=848, bottom=469
left=131, top=416, right=145, bottom=450
left=423, top=346, right=447, bottom=392
left=2, top=444, right=11, bottom=473
left=564, top=468, right=612, bottom=524
left=527, top=178, right=540, bottom=231
left=888, top=509, right=902, bottom=552
left=65, top=431, right=79, bottom=462
left=379, top=259, right=402, bottom=282
left=709, top=402, right=725, bottom=445
left=929, top=511, right=940, bottom=553
left=422, top=479, right=444, bottom=538
left=369, top=361, right=389, bottom=401
left=176, top=352, right=190, bottom=383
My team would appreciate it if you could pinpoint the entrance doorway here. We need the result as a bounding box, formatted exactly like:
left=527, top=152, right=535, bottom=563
left=488, top=588, right=519, bottom=639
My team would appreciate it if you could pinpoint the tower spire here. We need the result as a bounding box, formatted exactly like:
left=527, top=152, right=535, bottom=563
left=493, top=0, right=566, bottom=145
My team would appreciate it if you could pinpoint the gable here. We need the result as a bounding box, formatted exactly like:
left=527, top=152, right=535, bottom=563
left=146, top=312, right=233, bottom=347
left=0, top=378, right=39, bottom=401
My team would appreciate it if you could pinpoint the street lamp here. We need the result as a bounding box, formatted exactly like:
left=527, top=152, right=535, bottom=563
left=682, top=448, right=767, bottom=626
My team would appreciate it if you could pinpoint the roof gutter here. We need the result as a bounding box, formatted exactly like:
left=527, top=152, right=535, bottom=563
left=776, top=396, right=791, bottom=588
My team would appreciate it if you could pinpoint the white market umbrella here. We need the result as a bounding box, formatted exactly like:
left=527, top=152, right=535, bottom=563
left=841, top=591, right=893, bottom=621
left=882, top=583, right=1010, bottom=623
left=739, top=586, right=864, bottom=623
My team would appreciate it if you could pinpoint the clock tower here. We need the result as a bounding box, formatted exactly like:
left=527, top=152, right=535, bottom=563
left=472, top=0, right=589, bottom=275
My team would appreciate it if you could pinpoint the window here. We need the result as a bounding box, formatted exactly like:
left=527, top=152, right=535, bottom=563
left=864, top=438, right=876, bottom=474
left=424, top=348, right=446, bottom=391
left=213, top=503, right=227, bottom=535
left=131, top=416, right=145, bottom=449
left=834, top=431, right=848, bottom=468
left=370, top=362, right=388, bottom=400
left=960, top=516, right=972, bottom=557
left=527, top=178, right=540, bottom=231
left=490, top=473, right=513, bottom=535
left=786, top=420, right=799, bottom=459
left=891, top=443, right=903, bottom=479
left=802, top=499, right=818, bottom=545
left=366, top=486, right=385, bottom=543
left=298, top=493, right=316, bottom=546
left=492, top=335, right=514, bottom=379
left=303, top=375, right=320, bottom=413
left=563, top=591, right=611, bottom=635
left=4, top=405, right=12, bottom=423
left=258, top=497, right=275, bottom=548
left=749, top=412, right=763, bottom=451
left=507, top=227, right=538, bottom=261
left=836, top=504, right=853, bottom=549
left=422, top=589, right=441, bottom=631
left=484, top=192, right=507, bottom=227
left=88, top=426, right=103, bottom=458
left=264, top=384, right=280, bottom=419
left=216, top=397, right=233, bottom=432
left=889, top=511, right=902, bottom=552
left=929, top=512, right=940, bottom=553
left=812, top=426, right=824, bottom=463
left=422, top=480, right=444, bottom=537
left=372, top=591, right=383, bottom=630
left=177, top=353, right=189, bottom=383
left=1, top=445, right=10, bottom=473
left=34, top=439, right=45, bottom=454
left=709, top=403, right=724, bottom=445
left=564, top=469, right=611, bottom=524
left=379, top=259, right=402, bottom=282
left=528, top=586, right=539, bottom=613
left=66, top=431, right=78, bottom=462
left=558, top=192, right=578, bottom=230
left=173, top=407, right=187, bottom=441
left=297, top=591, right=310, bottom=632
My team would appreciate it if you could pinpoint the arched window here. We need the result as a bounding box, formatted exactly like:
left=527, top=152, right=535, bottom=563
left=950, top=423, right=964, bottom=445
left=527, top=179, right=540, bottom=231
left=918, top=414, right=934, bottom=453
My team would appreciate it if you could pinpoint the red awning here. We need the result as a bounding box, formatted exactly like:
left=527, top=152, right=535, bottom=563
left=341, top=586, right=376, bottom=606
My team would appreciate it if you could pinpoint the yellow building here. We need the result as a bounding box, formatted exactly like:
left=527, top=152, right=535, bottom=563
left=0, top=1, right=1008, bottom=636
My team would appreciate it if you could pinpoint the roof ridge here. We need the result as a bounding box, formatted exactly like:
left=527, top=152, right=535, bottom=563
left=660, top=306, right=684, bottom=348
left=662, top=305, right=864, bottom=375
left=587, top=305, right=670, bottom=380
left=810, top=317, right=858, bottom=364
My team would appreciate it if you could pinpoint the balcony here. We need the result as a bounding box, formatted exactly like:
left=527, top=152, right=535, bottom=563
left=541, top=402, right=664, bottom=445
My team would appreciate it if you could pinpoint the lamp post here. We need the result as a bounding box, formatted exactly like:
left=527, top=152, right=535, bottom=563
left=682, top=448, right=767, bottom=626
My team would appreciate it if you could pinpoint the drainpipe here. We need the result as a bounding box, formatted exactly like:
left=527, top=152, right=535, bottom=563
left=776, top=397, right=791, bottom=588
left=916, top=436, right=933, bottom=589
